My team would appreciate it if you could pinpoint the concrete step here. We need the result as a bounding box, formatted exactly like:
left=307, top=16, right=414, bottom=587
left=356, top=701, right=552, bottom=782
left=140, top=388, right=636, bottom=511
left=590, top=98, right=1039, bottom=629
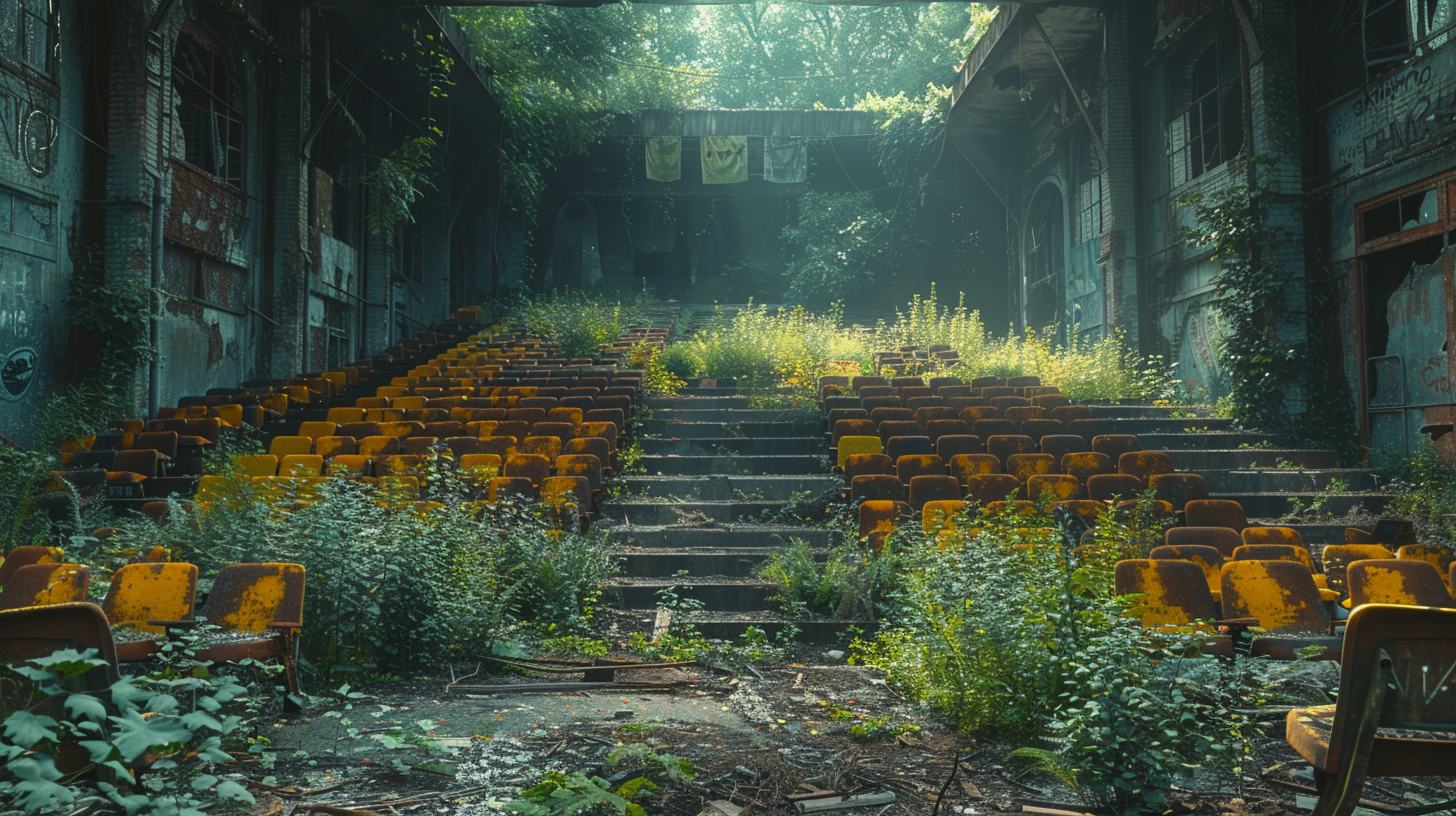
left=641, top=436, right=824, bottom=456
left=614, top=609, right=868, bottom=644
left=1086, top=404, right=1212, bottom=418
left=647, top=396, right=752, bottom=410
left=616, top=548, right=801, bottom=578
left=604, top=524, right=838, bottom=549
left=649, top=408, right=819, bottom=423
left=639, top=421, right=818, bottom=439
left=639, top=454, right=825, bottom=476
left=1197, top=469, right=1381, bottom=493
left=677, top=387, right=739, bottom=397
left=601, top=500, right=792, bottom=526
left=620, top=475, right=840, bottom=502
left=1071, top=417, right=1236, bottom=437
left=1210, top=491, right=1390, bottom=518
left=1162, top=449, right=1338, bottom=470
left=1137, top=432, right=1280, bottom=450
left=606, top=579, right=773, bottom=612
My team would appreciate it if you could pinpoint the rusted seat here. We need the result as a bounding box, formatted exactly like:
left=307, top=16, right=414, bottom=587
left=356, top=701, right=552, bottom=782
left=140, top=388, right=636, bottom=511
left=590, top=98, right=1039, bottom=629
left=908, top=475, right=961, bottom=510
left=520, top=436, right=564, bottom=460
left=986, top=434, right=1036, bottom=464
left=970, top=418, right=1017, bottom=438
left=1041, top=434, right=1091, bottom=460
left=935, top=434, right=981, bottom=460
left=0, top=545, right=64, bottom=588
left=1061, top=451, right=1113, bottom=483
left=1397, top=545, right=1456, bottom=590
left=102, top=562, right=198, bottom=662
left=924, top=419, right=971, bottom=444
left=1020, top=419, right=1065, bottom=442
left=859, top=500, right=911, bottom=552
left=315, top=435, right=357, bottom=458
left=895, top=453, right=946, bottom=483
left=1167, top=526, right=1243, bottom=558
left=1118, top=451, right=1174, bottom=484
left=964, top=473, right=1022, bottom=506
left=851, top=474, right=904, bottom=504
left=1322, top=544, right=1397, bottom=600
left=492, top=420, right=532, bottom=442
left=541, top=475, right=592, bottom=526
left=555, top=454, right=603, bottom=495
left=1149, top=473, right=1210, bottom=511
left=958, top=406, right=1000, bottom=422
left=487, top=476, right=536, bottom=502
left=1028, top=474, right=1081, bottom=502
left=1185, top=499, right=1249, bottom=532
left=1242, top=526, right=1306, bottom=548
left=836, top=436, right=884, bottom=469
left=1346, top=560, right=1455, bottom=609
left=328, top=455, right=370, bottom=477
left=565, top=436, right=614, bottom=474
left=1006, top=453, right=1056, bottom=482
left=1150, top=544, right=1226, bottom=600
left=949, top=453, right=1002, bottom=484
left=165, top=563, right=306, bottom=699
left=845, top=453, right=895, bottom=484
left=886, top=435, right=934, bottom=460
left=0, top=564, right=90, bottom=611
left=1343, top=518, right=1416, bottom=550
left=1049, top=405, right=1093, bottom=424
left=877, top=420, right=925, bottom=448
left=1091, top=434, right=1141, bottom=459
left=922, top=499, right=968, bottom=537
left=1285, top=604, right=1456, bottom=816
left=1003, top=406, right=1043, bottom=425
left=1115, top=559, right=1221, bottom=627
left=1086, top=473, right=1143, bottom=502
left=1220, top=560, right=1342, bottom=660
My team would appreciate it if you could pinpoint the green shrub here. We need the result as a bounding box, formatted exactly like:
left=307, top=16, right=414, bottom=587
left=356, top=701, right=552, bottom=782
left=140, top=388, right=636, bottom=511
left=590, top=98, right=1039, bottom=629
left=1379, top=442, right=1456, bottom=539
left=513, top=288, right=653, bottom=358
left=755, top=536, right=902, bottom=620
left=852, top=502, right=1250, bottom=814
left=96, top=459, right=616, bottom=682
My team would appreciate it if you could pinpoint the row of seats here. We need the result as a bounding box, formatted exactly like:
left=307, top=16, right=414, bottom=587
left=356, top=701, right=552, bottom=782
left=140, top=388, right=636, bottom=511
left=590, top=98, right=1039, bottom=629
left=0, top=552, right=306, bottom=693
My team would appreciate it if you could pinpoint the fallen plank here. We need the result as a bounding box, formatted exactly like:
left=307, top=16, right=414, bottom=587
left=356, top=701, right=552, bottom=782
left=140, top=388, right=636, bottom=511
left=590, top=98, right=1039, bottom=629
left=794, top=792, right=896, bottom=813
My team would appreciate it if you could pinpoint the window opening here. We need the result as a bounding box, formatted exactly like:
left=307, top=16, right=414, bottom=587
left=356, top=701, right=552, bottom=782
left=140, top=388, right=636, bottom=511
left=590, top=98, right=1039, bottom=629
left=1075, top=143, right=1105, bottom=246
left=1361, top=187, right=1440, bottom=242
left=1365, top=0, right=1452, bottom=79
left=1024, top=187, right=1064, bottom=330
left=1171, top=27, right=1244, bottom=185
left=173, top=34, right=244, bottom=188
left=0, top=0, right=55, bottom=75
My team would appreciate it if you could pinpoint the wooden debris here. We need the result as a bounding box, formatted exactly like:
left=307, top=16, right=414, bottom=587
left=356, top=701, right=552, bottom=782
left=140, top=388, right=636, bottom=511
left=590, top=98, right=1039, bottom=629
left=794, top=792, right=897, bottom=813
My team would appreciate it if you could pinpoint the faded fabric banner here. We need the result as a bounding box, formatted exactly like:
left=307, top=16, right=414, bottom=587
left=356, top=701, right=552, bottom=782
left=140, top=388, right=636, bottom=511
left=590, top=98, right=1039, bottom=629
left=645, top=136, right=681, bottom=182
left=700, top=135, right=748, bottom=184
left=764, top=135, right=807, bottom=184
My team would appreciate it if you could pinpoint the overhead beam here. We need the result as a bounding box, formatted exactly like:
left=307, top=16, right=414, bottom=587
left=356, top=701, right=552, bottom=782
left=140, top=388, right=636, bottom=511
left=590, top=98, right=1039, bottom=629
left=326, top=0, right=1104, bottom=8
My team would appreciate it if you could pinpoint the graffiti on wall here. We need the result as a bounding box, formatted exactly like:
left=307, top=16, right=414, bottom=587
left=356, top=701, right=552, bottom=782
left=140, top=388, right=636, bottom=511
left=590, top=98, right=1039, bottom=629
left=1178, top=305, right=1228, bottom=401
left=1326, top=44, right=1456, bottom=176
left=1384, top=249, right=1451, bottom=406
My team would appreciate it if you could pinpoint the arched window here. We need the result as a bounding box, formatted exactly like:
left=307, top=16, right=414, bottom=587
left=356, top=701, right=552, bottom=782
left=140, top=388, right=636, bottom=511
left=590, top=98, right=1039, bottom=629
left=1024, top=186, right=1064, bottom=331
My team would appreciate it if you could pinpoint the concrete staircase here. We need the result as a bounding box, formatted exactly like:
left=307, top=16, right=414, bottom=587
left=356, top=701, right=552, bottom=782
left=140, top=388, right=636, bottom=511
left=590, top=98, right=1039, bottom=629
left=602, top=388, right=854, bottom=643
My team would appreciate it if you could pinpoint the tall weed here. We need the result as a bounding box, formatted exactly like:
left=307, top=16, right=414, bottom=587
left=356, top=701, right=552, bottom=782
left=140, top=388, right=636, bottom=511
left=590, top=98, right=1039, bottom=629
left=513, top=287, right=653, bottom=358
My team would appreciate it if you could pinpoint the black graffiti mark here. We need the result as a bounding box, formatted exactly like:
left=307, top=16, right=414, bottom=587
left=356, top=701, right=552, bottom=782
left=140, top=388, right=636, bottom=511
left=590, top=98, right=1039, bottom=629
left=1353, top=64, right=1436, bottom=118
left=1362, top=87, right=1456, bottom=166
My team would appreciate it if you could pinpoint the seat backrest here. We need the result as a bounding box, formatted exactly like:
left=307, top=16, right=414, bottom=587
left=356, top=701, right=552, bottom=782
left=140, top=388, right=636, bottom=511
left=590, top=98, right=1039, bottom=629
left=1049, top=405, right=1094, bottom=424
left=1184, top=499, right=1249, bottom=531
left=959, top=406, right=1001, bottom=422
left=845, top=453, right=895, bottom=482
left=1149, top=545, right=1225, bottom=590
left=541, top=475, right=591, bottom=509
left=886, top=436, right=935, bottom=461
left=1028, top=474, right=1081, bottom=502
left=268, top=436, right=314, bottom=458
left=924, top=420, right=970, bottom=443
left=135, top=431, right=179, bottom=459
left=555, top=454, right=603, bottom=492
left=520, top=436, right=564, bottom=460
left=986, top=434, right=1036, bottom=464
left=1061, top=451, right=1113, bottom=483
left=971, top=419, right=1017, bottom=439
left=1006, top=453, right=1056, bottom=482
left=1041, top=434, right=1091, bottom=460
left=1114, top=559, right=1220, bottom=626
left=315, top=436, right=357, bottom=458
left=114, top=449, right=162, bottom=478
left=964, top=473, right=1023, bottom=505
left=868, top=408, right=914, bottom=424
left=1118, top=451, right=1174, bottom=483
left=102, top=562, right=198, bottom=632
left=328, top=455, right=370, bottom=477
left=877, top=421, right=925, bottom=447
left=298, top=421, right=338, bottom=440
left=1311, top=605, right=1456, bottom=776
left=0, top=545, right=64, bottom=587
left=199, top=563, right=306, bottom=632
left=1091, top=434, right=1142, bottom=458
left=1148, top=473, right=1210, bottom=511
left=936, top=434, right=982, bottom=460
left=238, top=454, right=278, bottom=478
left=359, top=435, right=401, bottom=458
left=0, top=564, right=91, bottom=612
left=1241, top=526, right=1306, bottom=549
left=914, top=407, right=958, bottom=427
left=949, top=453, right=1003, bottom=483
left=1086, top=473, right=1144, bottom=502
left=1347, top=560, right=1455, bottom=609
left=1003, top=406, right=1043, bottom=425
left=850, top=474, right=904, bottom=504
left=1020, top=419, right=1066, bottom=442
left=922, top=499, right=968, bottom=535
left=280, top=454, right=324, bottom=477
left=908, top=475, right=962, bottom=510
left=837, top=436, right=884, bottom=468
left=0, top=602, right=119, bottom=688
left=1167, top=526, right=1244, bottom=558
left=504, top=453, right=552, bottom=486
left=858, top=500, right=911, bottom=547
left=1323, top=544, right=1399, bottom=597
left=896, top=454, right=946, bottom=483
left=1220, top=559, right=1330, bottom=634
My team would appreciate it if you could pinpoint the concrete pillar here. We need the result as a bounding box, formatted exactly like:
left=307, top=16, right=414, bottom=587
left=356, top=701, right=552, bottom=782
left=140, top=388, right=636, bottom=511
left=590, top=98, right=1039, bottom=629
left=362, top=101, right=395, bottom=355
left=1102, top=4, right=1139, bottom=347
left=265, top=4, right=311, bottom=377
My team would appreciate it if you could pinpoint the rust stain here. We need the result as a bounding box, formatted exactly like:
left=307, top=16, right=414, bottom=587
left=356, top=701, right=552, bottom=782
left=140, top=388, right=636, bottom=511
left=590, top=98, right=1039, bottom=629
left=105, top=563, right=197, bottom=633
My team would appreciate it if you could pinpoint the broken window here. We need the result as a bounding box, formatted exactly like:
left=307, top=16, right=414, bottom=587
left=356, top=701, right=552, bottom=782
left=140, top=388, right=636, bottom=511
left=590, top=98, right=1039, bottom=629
left=1075, top=140, right=1105, bottom=247
left=1170, top=22, right=1244, bottom=185
left=173, top=34, right=244, bottom=188
left=1024, top=186, right=1064, bottom=330
left=1365, top=0, right=1452, bottom=79
left=1361, top=187, right=1439, bottom=243
left=0, top=0, right=55, bottom=75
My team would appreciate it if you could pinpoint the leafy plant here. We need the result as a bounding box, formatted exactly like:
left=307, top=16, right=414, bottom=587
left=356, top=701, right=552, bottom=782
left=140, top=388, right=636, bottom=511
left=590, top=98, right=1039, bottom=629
left=755, top=536, right=902, bottom=620
left=364, top=134, right=438, bottom=234
left=0, top=630, right=266, bottom=815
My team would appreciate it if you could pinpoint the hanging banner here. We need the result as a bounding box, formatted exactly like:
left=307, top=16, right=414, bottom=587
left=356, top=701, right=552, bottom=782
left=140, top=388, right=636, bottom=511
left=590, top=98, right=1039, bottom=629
left=700, top=135, right=748, bottom=184
left=764, top=135, right=807, bottom=184
left=645, top=136, right=681, bottom=182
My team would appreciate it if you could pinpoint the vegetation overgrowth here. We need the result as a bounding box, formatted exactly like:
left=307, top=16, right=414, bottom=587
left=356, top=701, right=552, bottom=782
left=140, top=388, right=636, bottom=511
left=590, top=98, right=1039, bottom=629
left=660, top=289, right=1176, bottom=402
left=840, top=499, right=1314, bottom=813
left=511, top=286, right=655, bottom=358
left=61, top=453, right=616, bottom=685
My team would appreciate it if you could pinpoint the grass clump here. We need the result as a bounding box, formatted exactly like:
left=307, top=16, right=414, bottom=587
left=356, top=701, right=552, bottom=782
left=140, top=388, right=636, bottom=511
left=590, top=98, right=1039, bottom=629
left=755, top=535, right=902, bottom=620
left=513, top=287, right=653, bottom=358
left=659, top=302, right=864, bottom=397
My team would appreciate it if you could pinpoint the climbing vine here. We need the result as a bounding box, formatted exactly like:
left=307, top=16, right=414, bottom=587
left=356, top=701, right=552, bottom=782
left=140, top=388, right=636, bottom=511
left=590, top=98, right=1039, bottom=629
left=1181, top=168, right=1356, bottom=458
left=1181, top=180, right=1296, bottom=433
left=364, top=24, right=457, bottom=234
